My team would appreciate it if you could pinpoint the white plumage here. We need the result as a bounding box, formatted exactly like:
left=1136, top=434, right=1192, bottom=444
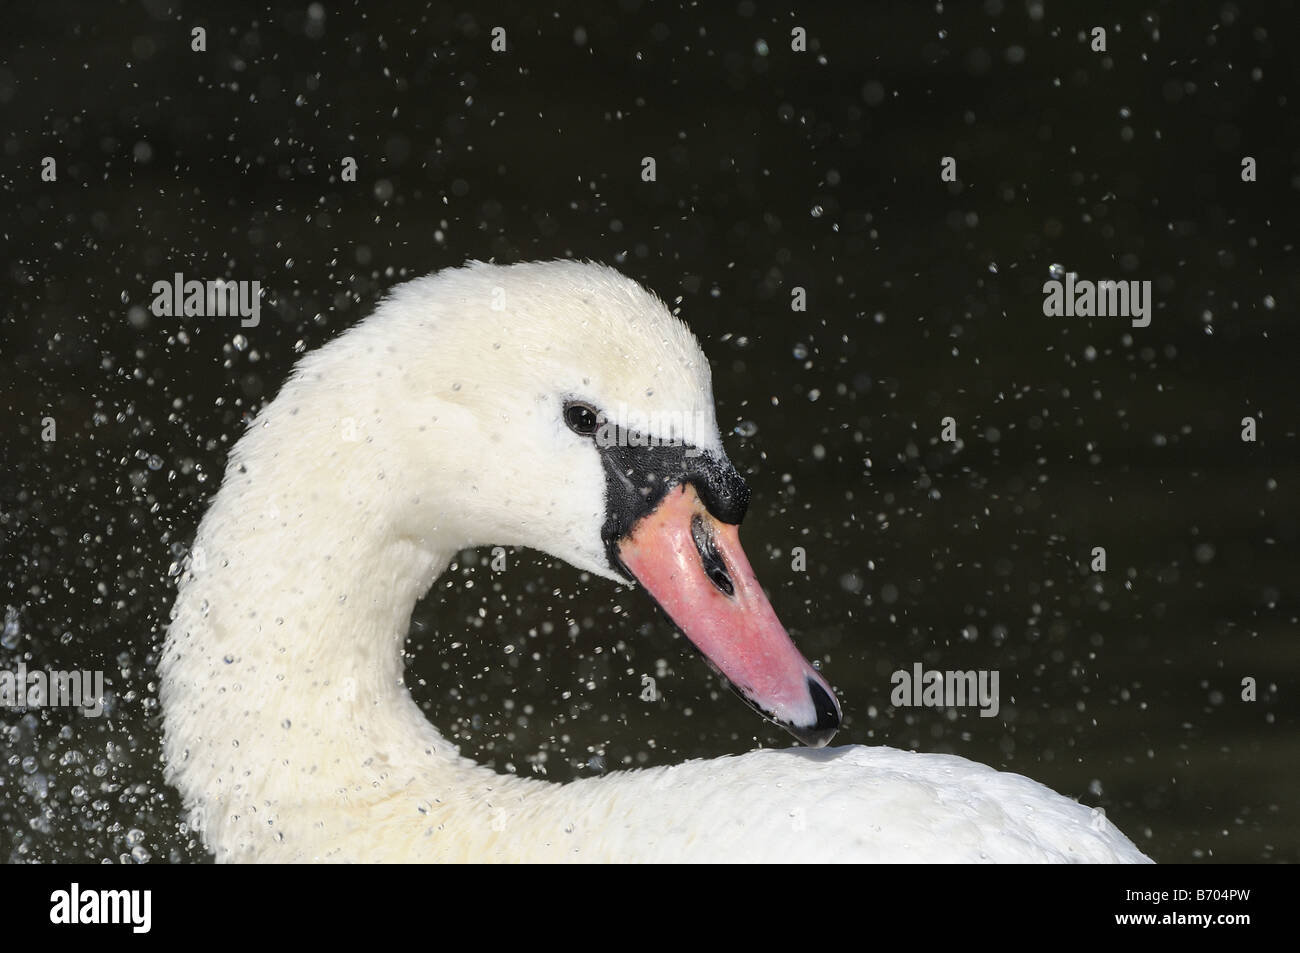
left=160, top=260, right=1150, bottom=863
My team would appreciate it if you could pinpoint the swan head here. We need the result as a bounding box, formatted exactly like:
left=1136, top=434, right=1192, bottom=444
left=346, top=260, right=841, bottom=747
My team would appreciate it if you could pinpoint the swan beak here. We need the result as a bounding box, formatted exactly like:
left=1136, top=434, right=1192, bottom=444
left=617, top=482, right=842, bottom=747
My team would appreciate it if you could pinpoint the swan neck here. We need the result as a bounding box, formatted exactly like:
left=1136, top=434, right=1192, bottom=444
left=161, top=407, right=509, bottom=857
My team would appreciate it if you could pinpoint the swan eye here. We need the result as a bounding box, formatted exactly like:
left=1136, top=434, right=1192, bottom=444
left=564, top=401, right=600, bottom=436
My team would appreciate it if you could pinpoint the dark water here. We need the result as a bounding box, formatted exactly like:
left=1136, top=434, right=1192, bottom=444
left=2, top=0, right=1297, bottom=863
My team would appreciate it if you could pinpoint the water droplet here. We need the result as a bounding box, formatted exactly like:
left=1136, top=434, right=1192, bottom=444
left=1048, top=263, right=1066, bottom=280
left=2, top=607, right=21, bottom=649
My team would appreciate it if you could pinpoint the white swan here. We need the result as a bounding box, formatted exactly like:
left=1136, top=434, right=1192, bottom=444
left=161, top=260, right=1151, bottom=863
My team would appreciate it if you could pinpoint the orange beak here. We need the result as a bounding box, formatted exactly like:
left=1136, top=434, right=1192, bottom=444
left=617, top=482, right=841, bottom=746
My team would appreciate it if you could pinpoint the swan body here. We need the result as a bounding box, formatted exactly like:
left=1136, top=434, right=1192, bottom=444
left=160, top=260, right=1150, bottom=863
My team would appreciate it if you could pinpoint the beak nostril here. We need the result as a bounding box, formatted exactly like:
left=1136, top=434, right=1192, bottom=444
left=707, top=566, right=734, bottom=596
left=691, top=514, right=735, bottom=596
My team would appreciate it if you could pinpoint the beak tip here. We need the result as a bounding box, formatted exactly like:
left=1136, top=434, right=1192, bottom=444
left=787, top=725, right=839, bottom=749
left=786, top=677, right=841, bottom=748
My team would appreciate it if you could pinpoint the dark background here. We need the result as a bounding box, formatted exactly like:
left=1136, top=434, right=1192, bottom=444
left=2, top=0, right=1297, bottom=863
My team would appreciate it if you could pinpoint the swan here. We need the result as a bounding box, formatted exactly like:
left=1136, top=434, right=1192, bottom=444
left=160, top=260, right=1151, bottom=863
